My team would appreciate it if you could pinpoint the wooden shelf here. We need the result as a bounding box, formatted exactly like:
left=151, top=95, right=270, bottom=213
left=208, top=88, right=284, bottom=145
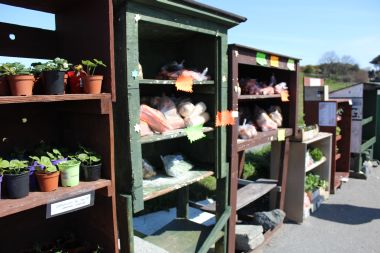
left=139, top=79, right=214, bottom=85
left=0, top=179, right=112, bottom=218
left=143, top=170, right=213, bottom=201
left=140, top=127, right=213, bottom=144
left=237, top=128, right=292, bottom=151
left=335, top=153, right=342, bottom=161
left=361, top=136, right=376, bottom=152
left=0, top=93, right=111, bottom=105
left=144, top=218, right=223, bottom=253
left=362, top=116, right=373, bottom=126
left=238, top=94, right=281, bottom=100
left=306, top=156, right=327, bottom=173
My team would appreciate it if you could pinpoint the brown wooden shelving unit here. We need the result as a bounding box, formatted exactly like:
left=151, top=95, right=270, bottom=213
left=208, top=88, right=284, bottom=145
left=227, top=44, right=300, bottom=252
left=0, top=1, right=118, bottom=252
left=304, top=99, right=352, bottom=193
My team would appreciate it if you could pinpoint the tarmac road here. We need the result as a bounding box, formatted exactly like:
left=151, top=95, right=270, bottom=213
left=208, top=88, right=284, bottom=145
left=263, top=166, right=380, bottom=253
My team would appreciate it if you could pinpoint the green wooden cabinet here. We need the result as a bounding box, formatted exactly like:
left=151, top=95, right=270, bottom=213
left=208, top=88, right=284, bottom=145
left=113, top=1, right=245, bottom=252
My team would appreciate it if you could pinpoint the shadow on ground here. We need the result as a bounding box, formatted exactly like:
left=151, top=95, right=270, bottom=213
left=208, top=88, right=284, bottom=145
left=311, top=204, right=380, bottom=225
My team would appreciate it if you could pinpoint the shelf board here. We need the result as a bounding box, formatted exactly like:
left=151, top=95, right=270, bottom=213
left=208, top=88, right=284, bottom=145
left=144, top=218, right=223, bottom=253
left=238, top=94, right=281, bottom=100
left=335, top=153, right=342, bottom=161
left=0, top=93, right=111, bottom=105
left=0, top=179, right=112, bottom=218
left=302, top=132, right=332, bottom=145
left=362, top=116, right=373, bottom=126
left=139, top=79, right=214, bottom=85
left=140, top=127, right=213, bottom=144
left=143, top=170, right=214, bottom=201
left=336, top=135, right=342, bottom=142
left=198, top=178, right=278, bottom=213
left=306, top=156, right=327, bottom=173
left=237, top=128, right=293, bottom=151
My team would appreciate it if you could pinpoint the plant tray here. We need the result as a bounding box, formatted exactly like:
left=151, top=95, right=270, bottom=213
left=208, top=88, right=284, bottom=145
left=293, top=125, right=319, bottom=142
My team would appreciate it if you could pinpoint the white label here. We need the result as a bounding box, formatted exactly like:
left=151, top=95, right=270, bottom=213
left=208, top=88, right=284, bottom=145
left=378, top=90, right=380, bottom=95
left=50, top=193, right=92, bottom=216
left=231, top=111, right=239, bottom=118
left=309, top=78, right=322, bottom=87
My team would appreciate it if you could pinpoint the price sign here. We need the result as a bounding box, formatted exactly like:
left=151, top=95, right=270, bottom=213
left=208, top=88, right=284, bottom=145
left=46, top=191, right=95, bottom=218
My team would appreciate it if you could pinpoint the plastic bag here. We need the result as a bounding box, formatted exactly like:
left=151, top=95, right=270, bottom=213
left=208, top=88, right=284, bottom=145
left=140, top=104, right=173, bottom=133
left=153, top=96, right=185, bottom=130
left=267, top=106, right=283, bottom=127
left=160, top=154, right=193, bottom=177
left=140, top=120, right=153, bottom=136
left=254, top=106, right=277, bottom=131
left=142, top=159, right=156, bottom=179
left=239, top=119, right=257, bottom=139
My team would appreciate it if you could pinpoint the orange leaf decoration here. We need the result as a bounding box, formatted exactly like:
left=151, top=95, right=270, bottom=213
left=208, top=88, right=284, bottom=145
left=281, top=91, right=289, bottom=102
left=175, top=74, right=193, bottom=93
left=215, top=110, right=235, bottom=127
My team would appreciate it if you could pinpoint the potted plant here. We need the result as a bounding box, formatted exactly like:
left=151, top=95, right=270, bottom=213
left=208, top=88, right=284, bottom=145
left=30, top=156, right=60, bottom=192
left=0, top=158, right=4, bottom=199
left=0, top=68, right=10, bottom=96
left=38, top=57, right=71, bottom=95
left=73, top=146, right=102, bottom=181
left=1, top=159, right=29, bottom=199
left=46, top=148, right=67, bottom=165
left=0, top=62, right=34, bottom=96
left=81, top=59, right=107, bottom=94
left=310, top=147, right=323, bottom=162
left=58, top=159, right=81, bottom=187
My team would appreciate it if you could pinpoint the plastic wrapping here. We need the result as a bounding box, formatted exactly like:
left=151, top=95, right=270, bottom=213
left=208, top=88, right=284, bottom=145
left=160, top=154, right=193, bottom=177
left=140, top=104, right=173, bottom=133
left=142, top=159, right=156, bottom=179
left=267, top=106, right=283, bottom=127
left=254, top=106, right=277, bottom=131
left=239, top=119, right=257, bottom=139
left=140, top=120, right=153, bottom=136
left=155, top=96, right=185, bottom=129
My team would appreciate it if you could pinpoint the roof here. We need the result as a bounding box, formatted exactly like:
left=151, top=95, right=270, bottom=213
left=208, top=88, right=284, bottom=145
left=370, top=55, right=380, bottom=65
left=229, top=43, right=301, bottom=61
left=175, top=0, right=247, bottom=23
left=330, top=82, right=380, bottom=94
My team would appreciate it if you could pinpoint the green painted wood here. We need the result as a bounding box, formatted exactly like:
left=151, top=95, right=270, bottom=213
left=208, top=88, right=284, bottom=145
left=177, top=186, right=189, bottom=219
left=144, top=219, right=224, bottom=253
left=375, top=91, right=380, bottom=160
left=117, top=194, right=135, bottom=253
left=143, top=170, right=214, bottom=201
left=361, top=136, right=376, bottom=152
left=362, top=116, right=373, bottom=126
left=198, top=206, right=231, bottom=253
left=140, top=127, right=214, bottom=144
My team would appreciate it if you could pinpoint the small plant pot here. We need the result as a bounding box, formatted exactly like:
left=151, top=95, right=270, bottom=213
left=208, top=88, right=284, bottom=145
left=42, top=71, right=65, bottom=95
left=4, top=171, right=29, bottom=199
left=0, top=175, right=3, bottom=199
left=35, top=171, right=60, bottom=192
left=8, top=75, right=35, bottom=96
left=83, top=75, right=103, bottom=94
left=0, top=76, right=10, bottom=96
left=58, top=161, right=80, bottom=187
left=81, top=163, right=102, bottom=181
left=28, top=166, right=38, bottom=192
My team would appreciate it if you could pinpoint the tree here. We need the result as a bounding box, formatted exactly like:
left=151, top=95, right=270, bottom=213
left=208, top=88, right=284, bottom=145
left=319, top=51, right=339, bottom=64
left=341, top=55, right=356, bottom=65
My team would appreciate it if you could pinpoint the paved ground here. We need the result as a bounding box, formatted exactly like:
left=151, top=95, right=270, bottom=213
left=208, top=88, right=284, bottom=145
left=263, top=166, right=380, bottom=253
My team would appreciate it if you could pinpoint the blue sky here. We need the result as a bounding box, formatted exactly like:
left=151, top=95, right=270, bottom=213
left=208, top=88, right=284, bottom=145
left=198, top=0, right=379, bottom=68
left=0, top=1, right=379, bottom=68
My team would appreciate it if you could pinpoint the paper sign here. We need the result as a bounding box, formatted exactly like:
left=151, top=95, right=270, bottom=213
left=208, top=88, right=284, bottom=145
left=216, top=111, right=235, bottom=127
left=277, top=128, right=286, bottom=141
left=256, top=52, right=267, bottom=66
left=318, top=102, right=337, bottom=126
left=270, top=56, right=279, bottom=68
left=185, top=124, right=206, bottom=143
left=281, top=91, right=289, bottom=102
left=287, top=59, right=295, bottom=71
left=46, top=191, right=95, bottom=218
left=175, top=74, right=193, bottom=93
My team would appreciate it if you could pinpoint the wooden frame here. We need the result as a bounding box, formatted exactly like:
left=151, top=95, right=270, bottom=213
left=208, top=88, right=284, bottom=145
left=228, top=44, right=300, bottom=253
left=304, top=99, right=352, bottom=192
left=113, top=1, right=245, bottom=252
left=0, top=1, right=118, bottom=252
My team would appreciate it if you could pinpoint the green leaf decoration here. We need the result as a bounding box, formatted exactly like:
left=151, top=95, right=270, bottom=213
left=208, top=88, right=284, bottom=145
left=287, top=59, right=295, bottom=71
left=256, top=52, right=267, bottom=66
left=185, top=124, right=206, bottom=143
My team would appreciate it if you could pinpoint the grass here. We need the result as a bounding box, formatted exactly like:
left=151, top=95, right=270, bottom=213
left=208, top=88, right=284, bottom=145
left=242, top=145, right=271, bottom=180
left=325, top=78, right=353, bottom=92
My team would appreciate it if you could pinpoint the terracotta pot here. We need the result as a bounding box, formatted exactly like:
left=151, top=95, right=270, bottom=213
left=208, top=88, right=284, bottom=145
left=8, top=75, right=35, bottom=96
left=83, top=75, right=103, bottom=94
left=0, top=76, right=10, bottom=96
left=64, top=73, right=68, bottom=94
left=35, top=171, right=60, bottom=192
